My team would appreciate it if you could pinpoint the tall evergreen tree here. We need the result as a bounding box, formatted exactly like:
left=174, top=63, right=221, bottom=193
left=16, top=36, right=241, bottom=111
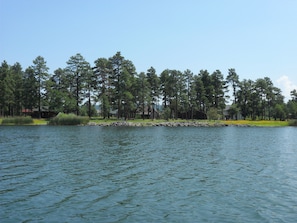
left=0, top=61, right=10, bottom=116
left=146, top=66, right=160, bottom=119
left=120, top=59, right=136, bottom=119
left=136, top=72, right=149, bottom=119
left=175, top=70, right=187, bottom=118
left=211, top=69, right=227, bottom=112
left=31, top=56, right=49, bottom=118
left=254, top=78, right=268, bottom=119
left=192, top=74, right=205, bottom=112
left=93, top=57, right=111, bottom=118
left=287, top=89, right=297, bottom=118
left=45, top=68, right=74, bottom=113
left=199, top=70, right=213, bottom=112
left=226, top=68, right=239, bottom=104
left=237, top=79, right=253, bottom=119
left=184, top=69, right=194, bottom=117
left=23, top=67, right=38, bottom=113
left=65, top=53, right=90, bottom=115
left=160, top=69, right=182, bottom=119
left=0, top=62, right=24, bottom=116
left=11, top=63, right=24, bottom=115
left=85, top=67, right=97, bottom=117
left=160, top=69, right=170, bottom=109
left=109, top=52, right=136, bottom=119
left=109, top=52, right=124, bottom=118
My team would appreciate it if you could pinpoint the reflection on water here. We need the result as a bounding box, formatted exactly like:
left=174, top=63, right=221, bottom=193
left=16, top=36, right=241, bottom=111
left=1, top=126, right=297, bottom=222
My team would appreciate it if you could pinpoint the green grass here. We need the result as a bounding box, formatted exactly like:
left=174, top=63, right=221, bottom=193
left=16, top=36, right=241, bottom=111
left=222, top=119, right=289, bottom=127
left=33, top=119, right=48, bottom=125
left=48, top=113, right=89, bottom=125
left=1, top=116, right=34, bottom=125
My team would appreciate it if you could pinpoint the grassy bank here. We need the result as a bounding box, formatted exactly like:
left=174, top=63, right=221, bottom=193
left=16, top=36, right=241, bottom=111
left=1, top=117, right=48, bottom=125
left=1, top=116, right=34, bottom=125
left=33, top=119, right=48, bottom=125
left=1, top=116, right=292, bottom=127
left=48, top=113, right=89, bottom=125
left=222, top=119, right=289, bottom=127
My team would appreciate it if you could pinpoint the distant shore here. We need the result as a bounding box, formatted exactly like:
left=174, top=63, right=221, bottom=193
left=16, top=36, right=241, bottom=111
left=0, top=117, right=290, bottom=127
left=87, top=119, right=289, bottom=127
left=88, top=121, right=230, bottom=127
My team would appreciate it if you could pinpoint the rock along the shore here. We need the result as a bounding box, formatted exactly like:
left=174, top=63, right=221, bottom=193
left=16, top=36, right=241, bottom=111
left=88, top=121, right=232, bottom=127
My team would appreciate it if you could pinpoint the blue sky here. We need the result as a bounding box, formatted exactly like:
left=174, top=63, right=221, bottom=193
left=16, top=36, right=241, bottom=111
left=1, top=0, right=297, bottom=100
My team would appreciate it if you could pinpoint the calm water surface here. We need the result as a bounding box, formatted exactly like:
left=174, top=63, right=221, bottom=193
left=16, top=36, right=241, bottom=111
left=1, top=126, right=297, bottom=222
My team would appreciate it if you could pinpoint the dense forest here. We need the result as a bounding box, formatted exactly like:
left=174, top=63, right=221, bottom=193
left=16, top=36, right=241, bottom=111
left=1, top=52, right=297, bottom=120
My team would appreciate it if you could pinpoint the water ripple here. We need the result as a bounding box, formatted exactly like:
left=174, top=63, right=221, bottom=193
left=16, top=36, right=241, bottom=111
left=1, top=126, right=297, bottom=222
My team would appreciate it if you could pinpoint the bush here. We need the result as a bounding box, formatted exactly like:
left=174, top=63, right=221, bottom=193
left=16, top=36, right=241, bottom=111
left=207, top=108, right=220, bottom=120
left=162, top=107, right=171, bottom=121
left=48, top=113, right=89, bottom=125
left=288, top=120, right=297, bottom=126
left=1, top=116, right=33, bottom=125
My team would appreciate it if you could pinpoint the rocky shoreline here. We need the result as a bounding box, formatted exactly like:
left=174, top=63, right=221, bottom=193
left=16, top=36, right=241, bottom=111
left=87, top=121, right=251, bottom=127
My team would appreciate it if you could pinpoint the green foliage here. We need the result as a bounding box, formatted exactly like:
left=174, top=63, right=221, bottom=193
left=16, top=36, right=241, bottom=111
left=162, top=107, right=171, bottom=121
left=207, top=107, right=220, bottom=120
left=287, top=99, right=297, bottom=119
left=146, top=67, right=160, bottom=119
left=108, top=52, right=137, bottom=119
left=226, top=68, right=239, bottom=104
left=48, top=113, right=89, bottom=125
left=23, top=67, right=38, bottom=111
left=273, top=104, right=286, bottom=120
left=93, top=58, right=111, bottom=119
left=0, top=61, right=24, bottom=116
left=160, top=69, right=187, bottom=119
left=1, top=53, right=295, bottom=121
left=1, top=116, right=33, bottom=125
left=288, top=120, right=297, bottom=126
left=228, top=104, right=239, bottom=120
left=136, top=72, right=149, bottom=119
left=211, top=70, right=227, bottom=110
left=65, top=53, right=91, bottom=115
left=79, top=103, right=97, bottom=117
left=32, top=56, right=49, bottom=118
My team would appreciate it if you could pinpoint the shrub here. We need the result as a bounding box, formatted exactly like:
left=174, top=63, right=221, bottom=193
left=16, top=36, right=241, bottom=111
left=1, top=116, right=33, bottom=125
left=162, top=107, right=171, bottom=121
left=207, top=108, right=220, bottom=120
left=288, top=119, right=297, bottom=126
left=48, top=113, right=89, bottom=125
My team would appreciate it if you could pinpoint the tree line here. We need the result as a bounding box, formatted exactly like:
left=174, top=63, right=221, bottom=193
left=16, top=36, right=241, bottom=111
left=1, top=52, right=297, bottom=120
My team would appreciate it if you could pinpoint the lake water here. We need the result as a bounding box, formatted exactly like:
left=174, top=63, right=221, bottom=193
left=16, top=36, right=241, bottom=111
left=1, top=126, right=297, bottom=222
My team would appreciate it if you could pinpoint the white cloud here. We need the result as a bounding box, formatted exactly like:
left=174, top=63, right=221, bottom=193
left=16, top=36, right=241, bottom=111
left=276, top=75, right=297, bottom=101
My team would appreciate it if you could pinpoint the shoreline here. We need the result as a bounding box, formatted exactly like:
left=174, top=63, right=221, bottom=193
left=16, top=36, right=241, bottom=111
left=87, top=121, right=250, bottom=127
left=0, top=118, right=290, bottom=127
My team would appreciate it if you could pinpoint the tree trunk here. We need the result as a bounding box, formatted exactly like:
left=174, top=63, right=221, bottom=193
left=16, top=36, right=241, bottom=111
left=142, top=103, right=145, bottom=120
left=88, top=93, right=91, bottom=118
left=76, top=75, right=79, bottom=116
